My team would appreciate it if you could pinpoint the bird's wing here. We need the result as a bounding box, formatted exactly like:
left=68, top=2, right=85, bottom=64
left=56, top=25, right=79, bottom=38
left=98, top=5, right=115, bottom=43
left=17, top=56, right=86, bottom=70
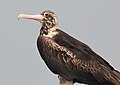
left=55, top=29, right=114, bottom=70
left=53, top=30, right=117, bottom=83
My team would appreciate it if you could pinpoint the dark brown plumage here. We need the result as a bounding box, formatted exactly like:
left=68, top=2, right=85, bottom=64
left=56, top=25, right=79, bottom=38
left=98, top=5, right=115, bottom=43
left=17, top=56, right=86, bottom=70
left=18, top=10, right=120, bottom=85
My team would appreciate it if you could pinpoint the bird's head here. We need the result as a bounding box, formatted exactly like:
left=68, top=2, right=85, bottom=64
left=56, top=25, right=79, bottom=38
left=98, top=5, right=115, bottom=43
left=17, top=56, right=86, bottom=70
left=18, top=10, right=58, bottom=29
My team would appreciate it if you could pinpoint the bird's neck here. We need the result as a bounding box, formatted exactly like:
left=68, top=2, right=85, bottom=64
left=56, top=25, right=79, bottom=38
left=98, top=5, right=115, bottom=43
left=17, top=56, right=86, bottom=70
left=40, top=26, right=59, bottom=38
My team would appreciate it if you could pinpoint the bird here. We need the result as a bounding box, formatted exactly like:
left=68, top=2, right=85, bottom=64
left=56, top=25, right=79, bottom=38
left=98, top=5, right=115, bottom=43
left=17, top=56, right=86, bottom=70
left=18, top=10, right=120, bottom=85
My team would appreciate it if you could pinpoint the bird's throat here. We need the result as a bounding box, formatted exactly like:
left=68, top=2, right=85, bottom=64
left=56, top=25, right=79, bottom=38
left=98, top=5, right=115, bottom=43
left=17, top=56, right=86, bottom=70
left=41, top=26, right=59, bottom=38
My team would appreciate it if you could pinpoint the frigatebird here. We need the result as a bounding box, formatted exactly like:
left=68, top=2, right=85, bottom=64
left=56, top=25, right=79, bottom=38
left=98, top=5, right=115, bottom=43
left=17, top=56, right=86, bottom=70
left=18, top=10, right=120, bottom=85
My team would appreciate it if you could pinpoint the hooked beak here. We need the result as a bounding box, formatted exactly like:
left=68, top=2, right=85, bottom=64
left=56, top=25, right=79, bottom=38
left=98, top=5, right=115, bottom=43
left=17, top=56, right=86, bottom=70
left=18, top=14, right=45, bottom=22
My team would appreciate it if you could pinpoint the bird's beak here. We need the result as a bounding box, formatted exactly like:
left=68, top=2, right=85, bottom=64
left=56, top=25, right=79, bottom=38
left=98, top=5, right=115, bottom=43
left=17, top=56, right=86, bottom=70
left=18, top=14, right=45, bottom=22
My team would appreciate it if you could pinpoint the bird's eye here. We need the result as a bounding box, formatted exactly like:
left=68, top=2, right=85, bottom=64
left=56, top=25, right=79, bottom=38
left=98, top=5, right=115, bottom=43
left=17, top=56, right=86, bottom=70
left=44, top=13, right=48, bottom=17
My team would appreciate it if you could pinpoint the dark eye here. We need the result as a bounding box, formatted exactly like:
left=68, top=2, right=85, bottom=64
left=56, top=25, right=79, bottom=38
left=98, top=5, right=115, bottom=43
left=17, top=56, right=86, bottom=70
left=44, top=13, right=48, bottom=17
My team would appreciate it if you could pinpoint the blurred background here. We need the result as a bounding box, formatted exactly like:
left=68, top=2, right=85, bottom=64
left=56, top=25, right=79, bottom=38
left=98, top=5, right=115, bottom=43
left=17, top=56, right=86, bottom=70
left=1, top=0, right=120, bottom=85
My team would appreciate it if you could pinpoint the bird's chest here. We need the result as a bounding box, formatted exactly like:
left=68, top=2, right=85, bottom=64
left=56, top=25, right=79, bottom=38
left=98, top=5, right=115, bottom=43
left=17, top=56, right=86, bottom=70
left=39, top=36, right=60, bottom=59
left=38, top=27, right=59, bottom=60
left=37, top=36, right=76, bottom=76
left=37, top=36, right=55, bottom=57
left=37, top=36, right=62, bottom=74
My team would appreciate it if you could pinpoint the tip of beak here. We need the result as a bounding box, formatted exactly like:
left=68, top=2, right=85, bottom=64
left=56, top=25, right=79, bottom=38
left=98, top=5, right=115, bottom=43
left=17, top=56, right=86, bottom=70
left=18, top=14, right=25, bottom=20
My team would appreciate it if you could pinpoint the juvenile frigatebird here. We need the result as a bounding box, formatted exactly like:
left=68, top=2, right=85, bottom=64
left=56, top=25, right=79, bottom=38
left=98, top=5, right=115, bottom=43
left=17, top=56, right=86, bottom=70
left=18, top=10, right=120, bottom=85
